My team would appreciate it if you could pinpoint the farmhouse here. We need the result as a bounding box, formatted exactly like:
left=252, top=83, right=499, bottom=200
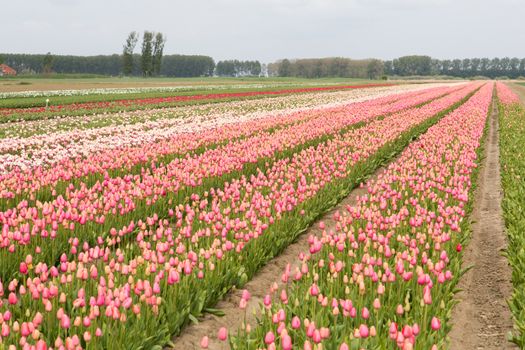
left=0, top=64, right=17, bottom=76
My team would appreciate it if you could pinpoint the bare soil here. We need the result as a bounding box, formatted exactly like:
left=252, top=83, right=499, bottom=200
left=448, top=95, right=516, bottom=349
left=169, top=165, right=389, bottom=349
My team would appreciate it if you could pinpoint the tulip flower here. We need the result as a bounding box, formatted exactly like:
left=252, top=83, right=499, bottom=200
left=200, top=336, right=209, bottom=349
left=264, top=331, right=275, bottom=345
left=431, top=317, right=441, bottom=331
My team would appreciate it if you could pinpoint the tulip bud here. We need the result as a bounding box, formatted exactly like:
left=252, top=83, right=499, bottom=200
left=431, top=317, right=441, bottom=330
left=200, top=336, right=209, bottom=349
left=264, top=331, right=275, bottom=345
left=217, top=327, right=227, bottom=341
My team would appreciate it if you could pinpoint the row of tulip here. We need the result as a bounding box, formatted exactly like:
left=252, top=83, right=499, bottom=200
left=496, top=82, right=525, bottom=347
left=0, top=84, right=480, bottom=349
left=223, top=83, right=493, bottom=350
left=1, top=84, right=437, bottom=140
left=0, top=84, right=393, bottom=122
left=0, top=84, right=389, bottom=110
left=0, top=82, right=340, bottom=99
left=0, top=84, right=454, bottom=172
left=0, top=84, right=478, bottom=282
left=0, top=84, right=462, bottom=208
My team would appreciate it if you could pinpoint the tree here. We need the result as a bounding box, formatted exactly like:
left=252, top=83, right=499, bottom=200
left=383, top=61, right=393, bottom=75
left=462, top=58, right=471, bottom=77
left=42, top=52, right=54, bottom=74
left=520, top=59, right=525, bottom=77
left=216, top=60, right=235, bottom=76
left=141, top=31, right=154, bottom=76
left=510, top=57, right=520, bottom=76
left=395, top=55, right=432, bottom=76
left=430, top=59, right=441, bottom=75
left=273, top=57, right=380, bottom=79
left=491, top=57, right=501, bottom=76
left=0, top=55, right=4, bottom=65
left=122, top=31, right=138, bottom=76
left=441, top=60, right=451, bottom=74
left=152, top=32, right=166, bottom=76
left=328, top=58, right=350, bottom=77
left=295, top=61, right=307, bottom=77
left=480, top=58, right=490, bottom=75
left=470, top=58, right=481, bottom=75
left=278, top=59, right=292, bottom=77
left=161, top=55, right=214, bottom=77
left=500, top=57, right=511, bottom=73
left=367, top=59, right=384, bottom=79
left=214, top=60, right=260, bottom=77
left=451, top=59, right=462, bottom=76
left=267, top=62, right=279, bottom=76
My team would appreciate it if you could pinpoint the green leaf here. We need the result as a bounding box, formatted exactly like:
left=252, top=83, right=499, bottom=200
left=204, top=308, right=226, bottom=317
left=188, top=314, right=199, bottom=325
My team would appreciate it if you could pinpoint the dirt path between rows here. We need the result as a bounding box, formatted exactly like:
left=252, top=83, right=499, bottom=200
left=448, top=92, right=516, bottom=349
left=170, top=159, right=391, bottom=350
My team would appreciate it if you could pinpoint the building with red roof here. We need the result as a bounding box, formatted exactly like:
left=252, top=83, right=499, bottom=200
left=0, top=64, right=17, bottom=76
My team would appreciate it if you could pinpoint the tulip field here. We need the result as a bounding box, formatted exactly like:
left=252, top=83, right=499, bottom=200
left=1, top=80, right=524, bottom=350
left=0, top=83, right=391, bottom=123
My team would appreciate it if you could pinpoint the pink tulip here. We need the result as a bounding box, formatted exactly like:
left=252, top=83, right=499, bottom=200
left=19, top=262, right=28, bottom=275
left=8, top=293, right=17, bottom=305
left=281, top=333, right=292, bottom=350
left=200, top=336, right=209, bottom=349
left=60, top=315, right=70, bottom=329
left=431, top=317, right=441, bottom=330
left=20, top=322, right=31, bottom=337
left=362, top=307, right=370, bottom=319
left=263, top=294, right=272, bottom=307
left=264, top=331, right=275, bottom=345
left=359, top=324, right=369, bottom=338
left=313, top=329, right=322, bottom=343
left=396, top=304, right=404, bottom=315
left=36, top=340, right=47, bottom=350
left=292, top=316, right=301, bottom=329
left=217, top=327, right=228, bottom=341
left=241, top=289, right=251, bottom=301
left=33, top=312, right=43, bottom=326
left=310, top=283, right=319, bottom=296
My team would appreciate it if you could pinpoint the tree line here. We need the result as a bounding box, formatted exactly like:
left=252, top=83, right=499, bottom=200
left=2, top=54, right=263, bottom=78
left=2, top=53, right=123, bottom=76
left=268, top=58, right=385, bottom=79
left=3, top=51, right=525, bottom=79
left=384, top=55, right=525, bottom=78
left=267, top=56, right=525, bottom=79
left=1, top=53, right=215, bottom=77
left=215, top=60, right=262, bottom=77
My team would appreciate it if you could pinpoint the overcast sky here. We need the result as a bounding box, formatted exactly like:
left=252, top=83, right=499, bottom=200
left=2, top=0, right=524, bottom=62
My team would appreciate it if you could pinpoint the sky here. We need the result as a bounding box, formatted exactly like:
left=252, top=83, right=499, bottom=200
left=2, top=0, right=524, bottom=63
